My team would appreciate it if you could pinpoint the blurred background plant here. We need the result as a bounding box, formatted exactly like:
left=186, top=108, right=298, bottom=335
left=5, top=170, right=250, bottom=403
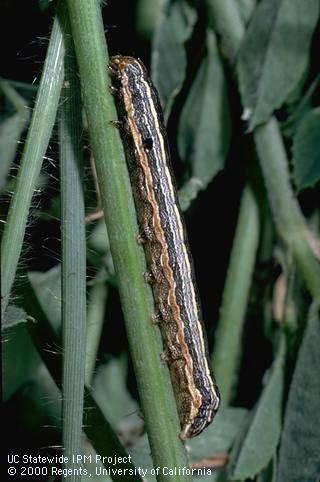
left=1, top=1, right=320, bottom=481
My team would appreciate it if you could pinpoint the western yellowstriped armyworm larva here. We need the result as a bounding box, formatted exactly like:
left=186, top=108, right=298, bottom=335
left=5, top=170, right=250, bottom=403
left=109, top=55, right=220, bottom=439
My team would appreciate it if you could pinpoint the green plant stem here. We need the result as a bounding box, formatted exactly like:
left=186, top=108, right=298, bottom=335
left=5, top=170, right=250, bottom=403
left=207, top=0, right=320, bottom=300
left=65, top=0, right=190, bottom=478
left=213, top=185, right=260, bottom=403
left=59, top=12, right=86, bottom=481
left=1, top=5, right=66, bottom=316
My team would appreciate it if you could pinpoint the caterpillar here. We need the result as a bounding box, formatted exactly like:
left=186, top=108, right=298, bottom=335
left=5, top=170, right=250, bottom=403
left=109, top=55, right=220, bottom=439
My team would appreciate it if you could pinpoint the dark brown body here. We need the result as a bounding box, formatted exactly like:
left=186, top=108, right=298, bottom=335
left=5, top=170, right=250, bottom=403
left=109, top=55, right=220, bottom=439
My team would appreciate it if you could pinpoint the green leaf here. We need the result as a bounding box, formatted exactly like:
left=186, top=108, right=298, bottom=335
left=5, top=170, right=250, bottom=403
left=178, top=30, right=231, bottom=188
left=277, top=302, right=320, bottom=482
left=237, top=0, right=320, bottom=130
left=3, top=305, right=28, bottom=328
left=292, top=108, right=320, bottom=192
left=282, top=75, right=320, bottom=138
left=89, top=218, right=110, bottom=253
left=187, top=407, right=248, bottom=460
left=85, top=280, right=108, bottom=385
left=238, top=0, right=257, bottom=25
left=178, top=177, right=205, bottom=212
left=230, top=336, right=286, bottom=480
left=2, top=310, right=40, bottom=401
left=151, top=2, right=197, bottom=119
left=0, top=80, right=30, bottom=191
left=28, top=266, right=61, bottom=333
left=1, top=10, right=65, bottom=316
left=0, top=114, right=23, bottom=190
left=87, top=219, right=115, bottom=279
left=92, top=356, right=141, bottom=432
left=129, top=435, right=156, bottom=481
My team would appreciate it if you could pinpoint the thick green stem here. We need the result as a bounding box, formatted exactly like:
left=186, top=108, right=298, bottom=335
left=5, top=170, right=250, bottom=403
left=59, top=12, right=86, bottom=481
left=65, top=0, right=190, bottom=478
left=1, top=6, right=66, bottom=315
left=213, top=185, right=260, bottom=403
left=255, top=119, right=320, bottom=299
